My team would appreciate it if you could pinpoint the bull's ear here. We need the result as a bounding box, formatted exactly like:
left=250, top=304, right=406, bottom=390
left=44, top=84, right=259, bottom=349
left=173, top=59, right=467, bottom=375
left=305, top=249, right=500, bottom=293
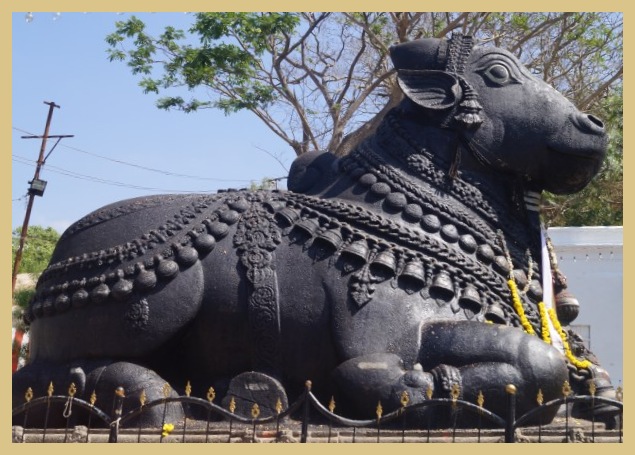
left=397, top=70, right=461, bottom=111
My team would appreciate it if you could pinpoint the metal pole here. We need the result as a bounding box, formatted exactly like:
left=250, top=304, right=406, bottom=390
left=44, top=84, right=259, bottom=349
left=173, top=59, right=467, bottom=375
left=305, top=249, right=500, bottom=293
left=108, top=387, right=125, bottom=443
left=300, top=380, right=312, bottom=443
left=504, top=384, right=517, bottom=443
left=11, top=101, right=59, bottom=296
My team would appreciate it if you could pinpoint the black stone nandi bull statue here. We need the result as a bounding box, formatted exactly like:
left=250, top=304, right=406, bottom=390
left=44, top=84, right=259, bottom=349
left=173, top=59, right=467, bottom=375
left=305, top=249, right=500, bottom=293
left=14, top=34, right=619, bottom=428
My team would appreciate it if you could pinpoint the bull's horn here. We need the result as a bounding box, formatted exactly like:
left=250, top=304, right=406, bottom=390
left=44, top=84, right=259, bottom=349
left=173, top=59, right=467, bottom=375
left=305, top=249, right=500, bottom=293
left=390, top=38, right=447, bottom=71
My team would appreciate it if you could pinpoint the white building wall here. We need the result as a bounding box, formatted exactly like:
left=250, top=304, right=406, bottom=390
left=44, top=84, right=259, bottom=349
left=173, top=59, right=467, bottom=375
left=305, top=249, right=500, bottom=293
left=547, top=226, right=623, bottom=386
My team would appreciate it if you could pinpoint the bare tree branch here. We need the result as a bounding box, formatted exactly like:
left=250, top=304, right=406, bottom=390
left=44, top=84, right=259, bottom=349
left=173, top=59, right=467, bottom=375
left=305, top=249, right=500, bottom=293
left=580, top=66, right=623, bottom=110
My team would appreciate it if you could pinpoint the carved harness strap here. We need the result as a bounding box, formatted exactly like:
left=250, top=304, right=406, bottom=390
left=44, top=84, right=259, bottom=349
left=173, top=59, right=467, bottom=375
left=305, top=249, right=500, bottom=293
left=233, top=200, right=283, bottom=376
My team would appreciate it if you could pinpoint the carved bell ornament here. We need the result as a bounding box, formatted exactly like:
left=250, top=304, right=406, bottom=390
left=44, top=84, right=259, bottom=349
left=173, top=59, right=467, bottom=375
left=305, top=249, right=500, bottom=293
left=554, top=289, right=580, bottom=325
left=400, top=260, right=425, bottom=285
left=370, top=249, right=397, bottom=279
left=275, top=207, right=300, bottom=227
left=341, top=240, right=370, bottom=263
left=293, top=217, right=321, bottom=237
left=485, top=302, right=506, bottom=324
left=430, top=271, right=455, bottom=299
left=458, top=284, right=482, bottom=310
left=315, top=229, right=344, bottom=251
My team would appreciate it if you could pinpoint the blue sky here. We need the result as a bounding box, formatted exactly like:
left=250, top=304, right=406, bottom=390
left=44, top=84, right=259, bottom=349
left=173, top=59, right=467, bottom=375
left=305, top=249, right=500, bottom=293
left=12, top=12, right=295, bottom=234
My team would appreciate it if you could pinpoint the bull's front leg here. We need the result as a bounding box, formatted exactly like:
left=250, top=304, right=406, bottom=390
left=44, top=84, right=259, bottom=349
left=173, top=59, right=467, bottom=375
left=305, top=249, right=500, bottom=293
left=332, top=321, right=569, bottom=425
left=418, top=321, right=569, bottom=422
left=331, top=352, right=452, bottom=420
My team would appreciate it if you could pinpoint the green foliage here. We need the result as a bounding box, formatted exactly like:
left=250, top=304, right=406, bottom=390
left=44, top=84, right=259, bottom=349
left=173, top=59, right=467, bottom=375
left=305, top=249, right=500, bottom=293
left=106, top=13, right=299, bottom=115
left=13, top=287, right=35, bottom=330
left=13, top=287, right=35, bottom=310
left=107, top=12, right=622, bottom=225
left=249, top=177, right=276, bottom=190
left=12, top=225, right=60, bottom=274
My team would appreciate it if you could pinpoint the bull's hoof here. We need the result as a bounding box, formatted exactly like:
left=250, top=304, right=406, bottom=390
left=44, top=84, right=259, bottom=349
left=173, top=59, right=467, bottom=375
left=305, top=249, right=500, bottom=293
left=221, top=372, right=289, bottom=418
left=12, top=360, right=184, bottom=428
left=86, top=361, right=185, bottom=428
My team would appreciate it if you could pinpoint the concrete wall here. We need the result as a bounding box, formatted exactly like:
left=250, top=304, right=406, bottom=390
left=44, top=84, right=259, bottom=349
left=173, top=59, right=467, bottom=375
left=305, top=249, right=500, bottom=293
left=547, top=226, right=623, bottom=386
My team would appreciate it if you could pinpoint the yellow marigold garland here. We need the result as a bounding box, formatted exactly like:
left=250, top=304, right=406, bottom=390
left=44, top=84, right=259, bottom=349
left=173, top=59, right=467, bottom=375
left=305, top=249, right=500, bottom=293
left=537, top=302, right=551, bottom=344
left=507, top=279, right=535, bottom=335
left=498, top=231, right=590, bottom=371
left=507, top=281, right=591, bottom=371
left=548, top=308, right=592, bottom=370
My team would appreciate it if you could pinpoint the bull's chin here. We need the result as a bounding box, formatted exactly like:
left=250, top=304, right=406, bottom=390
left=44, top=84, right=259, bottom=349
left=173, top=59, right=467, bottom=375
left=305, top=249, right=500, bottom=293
left=537, top=148, right=604, bottom=194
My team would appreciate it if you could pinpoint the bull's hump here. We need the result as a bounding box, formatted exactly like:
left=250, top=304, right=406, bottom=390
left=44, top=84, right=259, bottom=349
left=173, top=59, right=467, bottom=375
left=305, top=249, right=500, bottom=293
left=61, top=194, right=201, bottom=239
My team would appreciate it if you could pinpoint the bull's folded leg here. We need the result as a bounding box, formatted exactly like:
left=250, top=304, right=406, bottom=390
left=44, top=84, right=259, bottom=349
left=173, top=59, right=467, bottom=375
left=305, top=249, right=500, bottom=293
left=331, top=353, right=435, bottom=419
left=419, top=321, right=569, bottom=422
left=331, top=321, right=569, bottom=425
left=13, top=359, right=184, bottom=428
left=83, top=360, right=185, bottom=428
left=13, top=359, right=104, bottom=428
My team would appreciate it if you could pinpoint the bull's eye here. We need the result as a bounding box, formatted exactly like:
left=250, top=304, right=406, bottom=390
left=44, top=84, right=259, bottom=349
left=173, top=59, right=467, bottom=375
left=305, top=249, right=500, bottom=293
left=484, top=64, right=511, bottom=85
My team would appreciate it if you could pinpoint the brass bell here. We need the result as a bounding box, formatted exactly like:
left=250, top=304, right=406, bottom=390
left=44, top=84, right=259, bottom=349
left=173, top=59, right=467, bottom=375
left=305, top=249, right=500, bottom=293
left=398, top=260, right=425, bottom=292
left=555, top=289, right=580, bottom=325
left=370, top=249, right=397, bottom=280
left=430, top=271, right=455, bottom=300
left=485, top=302, right=506, bottom=324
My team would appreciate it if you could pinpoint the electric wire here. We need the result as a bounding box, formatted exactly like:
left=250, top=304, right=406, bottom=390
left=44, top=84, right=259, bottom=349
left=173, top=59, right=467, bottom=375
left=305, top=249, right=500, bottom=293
left=12, top=126, right=257, bottom=183
left=12, top=155, right=227, bottom=193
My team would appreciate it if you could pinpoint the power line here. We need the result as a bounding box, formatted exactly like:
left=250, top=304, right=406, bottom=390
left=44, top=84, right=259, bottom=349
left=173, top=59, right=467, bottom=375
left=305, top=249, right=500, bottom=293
left=13, top=126, right=256, bottom=183
left=13, top=156, right=224, bottom=193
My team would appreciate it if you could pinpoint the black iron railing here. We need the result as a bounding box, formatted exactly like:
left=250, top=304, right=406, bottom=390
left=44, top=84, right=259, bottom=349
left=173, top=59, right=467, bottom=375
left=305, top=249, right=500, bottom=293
left=12, top=380, right=623, bottom=443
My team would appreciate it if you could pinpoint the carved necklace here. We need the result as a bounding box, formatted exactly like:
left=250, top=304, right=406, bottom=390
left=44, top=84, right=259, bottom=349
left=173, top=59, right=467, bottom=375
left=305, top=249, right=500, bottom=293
left=284, top=190, right=542, bottom=327
left=381, top=113, right=536, bottom=252
left=339, top=126, right=537, bottom=268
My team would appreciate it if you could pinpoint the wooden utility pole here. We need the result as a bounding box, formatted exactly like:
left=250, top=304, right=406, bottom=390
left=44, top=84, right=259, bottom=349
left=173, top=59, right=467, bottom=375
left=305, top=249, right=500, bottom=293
left=11, top=101, right=73, bottom=296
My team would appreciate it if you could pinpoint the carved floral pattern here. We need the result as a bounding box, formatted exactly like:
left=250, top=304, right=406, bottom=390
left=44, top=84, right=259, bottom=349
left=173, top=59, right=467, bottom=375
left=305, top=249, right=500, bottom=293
left=234, top=200, right=282, bottom=373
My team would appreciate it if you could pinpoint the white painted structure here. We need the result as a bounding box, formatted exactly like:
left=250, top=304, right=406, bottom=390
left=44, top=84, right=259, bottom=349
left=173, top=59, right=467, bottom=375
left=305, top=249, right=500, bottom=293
left=547, top=226, right=623, bottom=386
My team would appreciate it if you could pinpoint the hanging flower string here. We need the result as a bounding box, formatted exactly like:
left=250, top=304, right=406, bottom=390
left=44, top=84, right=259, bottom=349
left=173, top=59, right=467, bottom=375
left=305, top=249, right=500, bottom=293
left=499, top=231, right=536, bottom=335
left=498, top=230, right=590, bottom=371
left=548, top=308, right=592, bottom=370
left=507, top=279, right=535, bottom=335
left=537, top=302, right=551, bottom=344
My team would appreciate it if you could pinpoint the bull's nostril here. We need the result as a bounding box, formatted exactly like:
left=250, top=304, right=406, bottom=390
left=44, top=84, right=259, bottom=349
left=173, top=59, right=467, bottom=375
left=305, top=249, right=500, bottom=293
left=573, top=113, right=605, bottom=134
left=587, top=114, right=604, bottom=129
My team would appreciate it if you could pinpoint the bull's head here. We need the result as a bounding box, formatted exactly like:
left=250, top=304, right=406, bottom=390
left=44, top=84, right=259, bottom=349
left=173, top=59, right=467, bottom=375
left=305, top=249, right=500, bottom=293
left=390, top=35, right=607, bottom=194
